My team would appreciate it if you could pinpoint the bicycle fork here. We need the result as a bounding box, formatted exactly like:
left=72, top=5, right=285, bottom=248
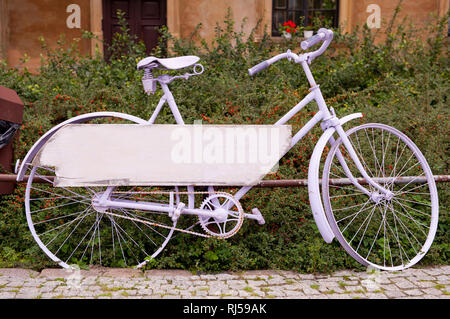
left=330, top=116, right=394, bottom=201
left=308, top=108, right=393, bottom=243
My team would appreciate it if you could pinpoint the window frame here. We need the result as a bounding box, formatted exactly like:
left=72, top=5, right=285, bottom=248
left=271, top=0, right=339, bottom=36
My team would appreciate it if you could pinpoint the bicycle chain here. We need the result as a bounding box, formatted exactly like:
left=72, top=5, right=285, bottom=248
left=102, top=190, right=244, bottom=239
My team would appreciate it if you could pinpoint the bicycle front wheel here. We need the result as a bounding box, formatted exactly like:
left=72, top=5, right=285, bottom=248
left=322, top=123, right=439, bottom=271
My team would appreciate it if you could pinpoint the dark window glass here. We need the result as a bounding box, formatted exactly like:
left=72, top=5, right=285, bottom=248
left=272, top=0, right=339, bottom=36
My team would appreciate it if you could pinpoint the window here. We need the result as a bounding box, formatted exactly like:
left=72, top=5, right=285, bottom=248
left=272, top=0, right=339, bottom=36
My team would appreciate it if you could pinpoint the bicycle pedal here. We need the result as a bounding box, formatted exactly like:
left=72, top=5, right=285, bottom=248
left=251, top=208, right=265, bottom=225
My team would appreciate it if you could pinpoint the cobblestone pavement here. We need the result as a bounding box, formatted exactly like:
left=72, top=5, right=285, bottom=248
left=0, top=266, right=448, bottom=299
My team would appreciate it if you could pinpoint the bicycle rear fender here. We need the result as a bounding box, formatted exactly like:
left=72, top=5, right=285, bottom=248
left=16, top=112, right=148, bottom=182
left=308, top=112, right=363, bottom=243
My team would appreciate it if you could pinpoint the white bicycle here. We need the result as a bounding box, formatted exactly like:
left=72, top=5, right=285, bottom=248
left=17, top=28, right=439, bottom=271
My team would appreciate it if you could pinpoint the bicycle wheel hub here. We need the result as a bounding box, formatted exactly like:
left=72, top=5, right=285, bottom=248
left=91, top=192, right=108, bottom=212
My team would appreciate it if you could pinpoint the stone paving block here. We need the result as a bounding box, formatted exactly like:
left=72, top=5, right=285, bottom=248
left=267, top=278, right=286, bottom=285
left=102, top=268, right=143, bottom=278
left=320, top=280, right=341, bottom=288
left=392, top=278, right=415, bottom=289
left=343, top=280, right=360, bottom=286
left=383, top=290, right=406, bottom=298
left=420, top=288, right=443, bottom=296
left=265, top=290, right=285, bottom=297
left=403, top=289, right=424, bottom=297
left=0, top=268, right=39, bottom=279
left=16, top=289, right=41, bottom=299
left=221, top=289, right=238, bottom=297
left=340, top=285, right=362, bottom=292
left=435, top=275, right=449, bottom=281
left=246, top=280, right=266, bottom=287
left=138, top=288, right=153, bottom=295
left=0, top=292, right=16, bottom=298
left=22, top=280, right=44, bottom=287
left=145, top=269, right=192, bottom=278
left=207, top=288, right=222, bottom=296
left=1, top=266, right=449, bottom=299
left=40, top=292, right=62, bottom=299
left=328, top=293, right=352, bottom=299
left=0, top=279, right=10, bottom=286
left=439, top=265, right=450, bottom=273
left=365, top=292, right=388, bottom=299
left=283, top=290, right=306, bottom=297
left=416, top=280, right=436, bottom=288
left=276, top=270, right=300, bottom=279
left=347, top=293, right=367, bottom=299
left=303, top=287, right=321, bottom=295
left=39, top=269, right=75, bottom=279
left=195, top=290, right=209, bottom=297
left=325, top=287, right=345, bottom=294
left=5, top=280, right=25, bottom=287
left=375, top=276, right=393, bottom=284
left=227, top=281, right=247, bottom=289
left=39, top=286, right=56, bottom=293
left=216, top=274, right=238, bottom=280
left=422, top=267, right=445, bottom=276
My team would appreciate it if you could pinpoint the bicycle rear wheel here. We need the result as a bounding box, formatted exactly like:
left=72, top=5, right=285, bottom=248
left=322, top=123, right=438, bottom=270
left=23, top=115, right=191, bottom=269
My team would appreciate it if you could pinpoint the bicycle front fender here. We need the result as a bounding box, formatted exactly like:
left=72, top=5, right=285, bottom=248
left=16, top=111, right=148, bottom=182
left=307, top=112, right=363, bottom=243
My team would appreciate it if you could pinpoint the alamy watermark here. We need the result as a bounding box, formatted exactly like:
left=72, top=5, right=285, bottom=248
left=65, top=264, right=82, bottom=290
left=367, top=4, right=381, bottom=29
left=170, top=121, right=285, bottom=171
left=361, top=266, right=383, bottom=291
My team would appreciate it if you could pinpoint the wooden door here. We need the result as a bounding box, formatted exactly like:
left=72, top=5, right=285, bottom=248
left=102, top=0, right=166, bottom=55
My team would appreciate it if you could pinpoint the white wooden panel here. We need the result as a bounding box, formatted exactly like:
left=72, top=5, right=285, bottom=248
left=34, top=124, right=292, bottom=187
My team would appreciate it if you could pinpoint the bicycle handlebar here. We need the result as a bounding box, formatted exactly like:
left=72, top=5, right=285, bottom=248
left=248, top=61, right=270, bottom=76
left=300, top=33, right=325, bottom=50
left=248, top=52, right=292, bottom=76
left=305, top=28, right=334, bottom=63
left=248, top=28, right=334, bottom=76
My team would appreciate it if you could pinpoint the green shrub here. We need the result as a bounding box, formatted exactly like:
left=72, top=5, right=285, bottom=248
left=0, top=8, right=448, bottom=272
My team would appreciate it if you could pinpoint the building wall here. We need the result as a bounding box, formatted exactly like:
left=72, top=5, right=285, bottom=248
left=6, top=0, right=91, bottom=71
left=350, top=0, right=446, bottom=32
left=176, top=0, right=268, bottom=42
left=0, top=0, right=8, bottom=60
left=1, top=0, right=448, bottom=71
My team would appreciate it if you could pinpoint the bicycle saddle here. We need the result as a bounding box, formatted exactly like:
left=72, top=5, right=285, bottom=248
left=137, top=55, right=200, bottom=70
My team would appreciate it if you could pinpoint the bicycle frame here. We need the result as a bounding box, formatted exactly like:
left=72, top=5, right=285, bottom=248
left=17, top=46, right=394, bottom=244
left=92, top=55, right=393, bottom=243
left=18, top=28, right=438, bottom=271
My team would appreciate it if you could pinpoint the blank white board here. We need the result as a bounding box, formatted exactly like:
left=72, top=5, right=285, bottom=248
left=34, top=124, right=292, bottom=187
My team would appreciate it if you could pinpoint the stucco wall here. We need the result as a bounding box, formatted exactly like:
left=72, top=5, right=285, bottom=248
left=178, top=0, right=266, bottom=43
left=351, top=0, right=443, bottom=32
left=7, top=0, right=91, bottom=71
left=1, top=0, right=447, bottom=71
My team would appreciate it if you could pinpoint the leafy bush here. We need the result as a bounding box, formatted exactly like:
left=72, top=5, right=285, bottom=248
left=0, top=8, right=448, bottom=272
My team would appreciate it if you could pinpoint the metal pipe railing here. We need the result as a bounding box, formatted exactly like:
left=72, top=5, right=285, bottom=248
left=1, top=174, right=448, bottom=187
